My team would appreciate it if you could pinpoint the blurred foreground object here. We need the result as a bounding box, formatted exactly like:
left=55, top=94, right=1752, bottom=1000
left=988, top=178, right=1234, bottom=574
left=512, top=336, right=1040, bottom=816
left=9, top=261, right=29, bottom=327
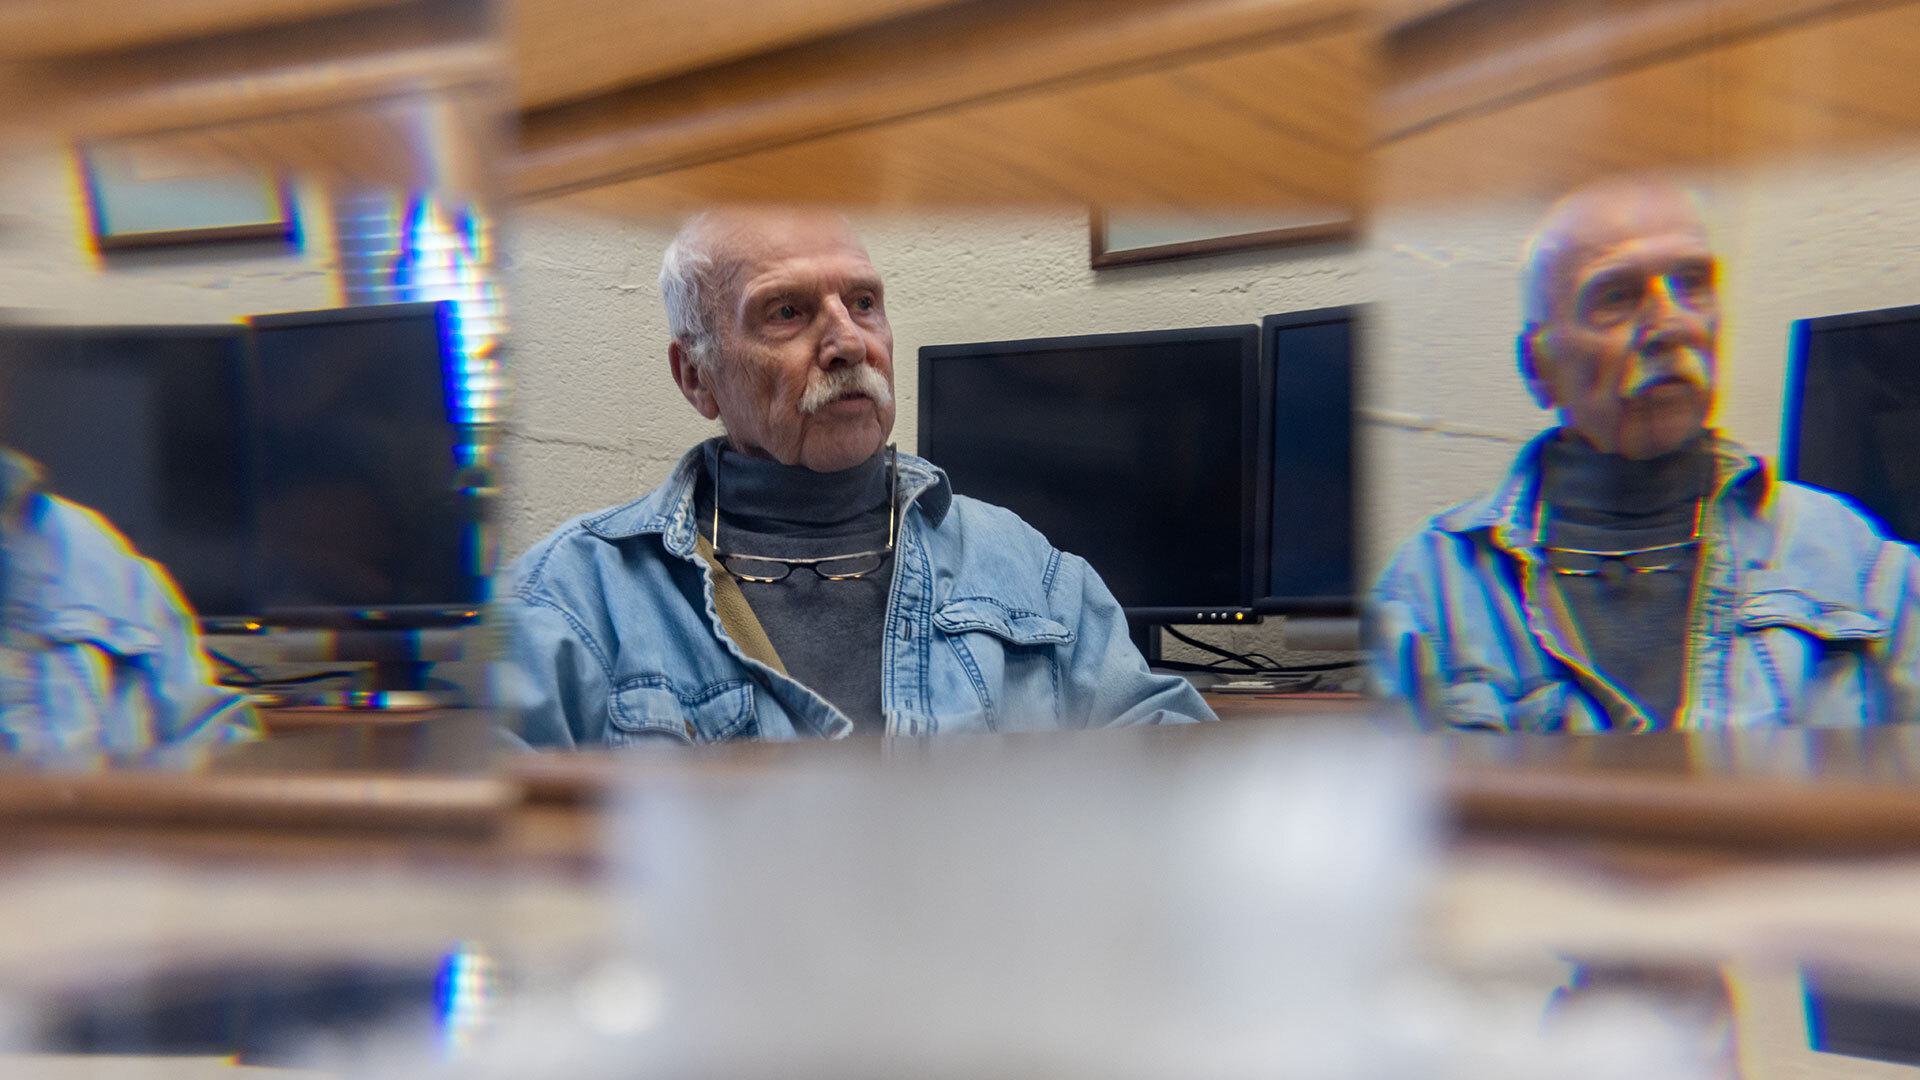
left=441, top=728, right=1719, bottom=1079
left=0, top=724, right=1917, bottom=1072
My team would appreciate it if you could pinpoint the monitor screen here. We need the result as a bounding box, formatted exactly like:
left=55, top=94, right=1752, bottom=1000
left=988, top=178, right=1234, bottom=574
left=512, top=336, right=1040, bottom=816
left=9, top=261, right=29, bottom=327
left=0, top=324, right=256, bottom=622
left=918, top=326, right=1260, bottom=616
left=1261, top=307, right=1358, bottom=614
left=1787, top=304, right=1920, bottom=546
left=249, top=302, right=482, bottom=622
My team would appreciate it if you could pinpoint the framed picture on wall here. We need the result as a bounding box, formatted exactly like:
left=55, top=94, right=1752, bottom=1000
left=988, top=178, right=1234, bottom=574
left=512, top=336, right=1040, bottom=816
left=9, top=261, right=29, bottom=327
left=1090, top=207, right=1354, bottom=269
left=78, top=142, right=296, bottom=253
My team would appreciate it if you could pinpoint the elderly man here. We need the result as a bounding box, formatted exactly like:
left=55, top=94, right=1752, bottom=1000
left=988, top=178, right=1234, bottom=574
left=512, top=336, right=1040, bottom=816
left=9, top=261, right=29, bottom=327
left=1372, top=178, right=1920, bottom=731
left=503, top=210, right=1213, bottom=746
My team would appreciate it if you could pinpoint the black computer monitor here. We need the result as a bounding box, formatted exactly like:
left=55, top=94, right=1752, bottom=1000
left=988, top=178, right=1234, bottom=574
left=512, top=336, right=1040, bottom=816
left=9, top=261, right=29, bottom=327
left=1785, top=304, right=1920, bottom=546
left=248, top=301, right=484, bottom=627
left=1258, top=306, right=1358, bottom=615
left=0, top=323, right=257, bottom=626
left=918, top=326, right=1262, bottom=622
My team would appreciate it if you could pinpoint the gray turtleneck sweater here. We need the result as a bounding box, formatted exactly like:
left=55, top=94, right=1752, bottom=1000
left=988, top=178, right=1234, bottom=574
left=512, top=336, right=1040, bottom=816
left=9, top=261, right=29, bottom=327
left=1538, top=433, right=1714, bottom=727
left=696, top=442, right=895, bottom=735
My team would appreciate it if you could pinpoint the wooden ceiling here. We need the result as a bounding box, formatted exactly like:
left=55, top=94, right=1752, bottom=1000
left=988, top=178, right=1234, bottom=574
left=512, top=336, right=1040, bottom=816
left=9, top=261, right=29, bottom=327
left=0, top=0, right=502, bottom=193
left=1, top=0, right=1918, bottom=213
left=1380, top=0, right=1920, bottom=204
left=539, top=21, right=1368, bottom=213
left=508, top=0, right=971, bottom=111
left=511, top=0, right=1366, bottom=210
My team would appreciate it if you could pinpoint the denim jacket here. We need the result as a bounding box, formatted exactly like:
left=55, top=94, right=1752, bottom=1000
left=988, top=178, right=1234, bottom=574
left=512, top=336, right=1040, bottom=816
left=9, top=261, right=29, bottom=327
left=1370, top=431, right=1920, bottom=731
left=0, top=452, right=257, bottom=758
left=500, top=440, right=1214, bottom=746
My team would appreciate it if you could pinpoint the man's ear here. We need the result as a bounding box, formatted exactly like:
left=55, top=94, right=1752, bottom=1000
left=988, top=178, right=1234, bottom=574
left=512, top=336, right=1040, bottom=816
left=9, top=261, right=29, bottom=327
left=1518, top=327, right=1555, bottom=411
left=669, top=340, right=721, bottom=420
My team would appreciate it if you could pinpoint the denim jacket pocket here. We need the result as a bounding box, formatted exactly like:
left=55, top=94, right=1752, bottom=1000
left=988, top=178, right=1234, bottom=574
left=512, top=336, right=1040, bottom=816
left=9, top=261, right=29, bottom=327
left=41, top=607, right=162, bottom=658
left=608, top=678, right=757, bottom=746
left=1737, top=589, right=1888, bottom=642
left=932, top=598, right=1073, bottom=730
left=18, top=607, right=163, bottom=737
left=1439, top=679, right=1577, bottom=733
left=931, top=599, right=1075, bottom=645
left=1735, top=589, right=1886, bottom=724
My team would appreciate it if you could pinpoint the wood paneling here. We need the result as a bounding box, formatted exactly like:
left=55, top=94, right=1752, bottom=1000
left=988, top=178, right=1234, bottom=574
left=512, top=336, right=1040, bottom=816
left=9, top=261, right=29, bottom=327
left=509, top=0, right=968, bottom=110
left=535, top=22, right=1369, bottom=212
left=0, top=0, right=410, bottom=60
left=511, top=0, right=1362, bottom=204
left=0, top=1, right=501, bottom=145
left=1380, top=0, right=1920, bottom=205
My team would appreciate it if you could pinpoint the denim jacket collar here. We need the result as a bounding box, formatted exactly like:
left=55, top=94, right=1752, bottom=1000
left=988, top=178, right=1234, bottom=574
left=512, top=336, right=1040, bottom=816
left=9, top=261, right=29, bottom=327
left=579, top=437, right=954, bottom=554
left=1434, top=427, right=1772, bottom=548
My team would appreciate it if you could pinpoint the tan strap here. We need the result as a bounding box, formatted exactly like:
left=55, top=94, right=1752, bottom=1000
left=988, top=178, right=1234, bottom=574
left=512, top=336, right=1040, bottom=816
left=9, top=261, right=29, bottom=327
left=694, top=533, right=788, bottom=676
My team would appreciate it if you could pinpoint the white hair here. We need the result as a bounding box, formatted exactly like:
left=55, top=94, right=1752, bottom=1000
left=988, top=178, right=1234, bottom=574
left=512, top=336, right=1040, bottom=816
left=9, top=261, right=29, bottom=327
left=659, top=212, right=725, bottom=369
left=1519, top=227, right=1566, bottom=328
left=1519, top=177, right=1709, bottom=328
left=657, top=208, right=872, bottom=372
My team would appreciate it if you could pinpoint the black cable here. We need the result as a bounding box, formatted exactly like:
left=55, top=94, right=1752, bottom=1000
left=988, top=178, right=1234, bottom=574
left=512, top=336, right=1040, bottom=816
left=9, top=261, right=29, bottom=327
left=1160, top=626, right=1365, bottom=676
left=207, top=649, right=264, bottom=683
left=1162, top=625, right=1262, bottom=669
left=1260, top=660, right=1363, bottom=673
left=209, top=648, right=366, bottom=688
left=255, top=670, right=359, bottom=686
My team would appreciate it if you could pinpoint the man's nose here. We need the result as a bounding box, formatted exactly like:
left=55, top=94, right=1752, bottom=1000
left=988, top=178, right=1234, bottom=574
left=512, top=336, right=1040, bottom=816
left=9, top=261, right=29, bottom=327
left=817, top=296, right=867, bottom=368
left=1638, top=277, right=1710, bottom=348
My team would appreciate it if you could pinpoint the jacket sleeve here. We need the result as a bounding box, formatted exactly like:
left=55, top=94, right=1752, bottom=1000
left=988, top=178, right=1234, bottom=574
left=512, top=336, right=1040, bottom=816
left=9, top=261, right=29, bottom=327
left=1047, top=551, right=1216, bottom=727
left=1367, top=535, right=1452, bottom=731
left=1870, top=539, right=1920, bottom=724
left=130, top=556, right=259, bottom=749
left=496, top=593, right=614, bottom=750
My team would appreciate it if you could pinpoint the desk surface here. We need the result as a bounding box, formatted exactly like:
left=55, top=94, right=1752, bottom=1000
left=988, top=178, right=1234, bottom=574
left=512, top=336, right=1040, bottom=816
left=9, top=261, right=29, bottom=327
left=0, top=716, right=1915, bottom=1075
left=2, top=712, right=1918, bottom=876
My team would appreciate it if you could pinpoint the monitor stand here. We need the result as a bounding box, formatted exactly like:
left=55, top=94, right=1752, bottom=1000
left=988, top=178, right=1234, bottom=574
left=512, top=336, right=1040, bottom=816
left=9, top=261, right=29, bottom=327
left=308, top=660, right=465, bottom=710
left=267, top=628, right=467, bottom=711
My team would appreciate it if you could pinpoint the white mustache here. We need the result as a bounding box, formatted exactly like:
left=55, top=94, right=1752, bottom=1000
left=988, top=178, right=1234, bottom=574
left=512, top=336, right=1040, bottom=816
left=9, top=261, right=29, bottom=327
left=799, top=364, right=893, bottom=415
left=1625, top=346, right=1710, bottom=399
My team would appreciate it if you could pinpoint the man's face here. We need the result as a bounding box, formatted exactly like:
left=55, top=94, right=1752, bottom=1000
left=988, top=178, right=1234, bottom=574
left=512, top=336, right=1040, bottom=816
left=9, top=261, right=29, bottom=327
left=675, top=214, right=895, bottom=473
left=1524, top=191, right=1720, bottom=459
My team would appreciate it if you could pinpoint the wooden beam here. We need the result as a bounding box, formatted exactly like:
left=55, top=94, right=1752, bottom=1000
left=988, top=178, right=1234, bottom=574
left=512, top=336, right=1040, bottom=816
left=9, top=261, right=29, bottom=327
left=1379, top=0, right=1920, bottom=204
left=509, top=0, right=969, bottom=110
left=0, top=0, right=410, bottom=60
left=510, top=0, right=1361, bottom=201
left=1382, top=0, right=1916, bottom=141
left=0, top=0, right=502, bottom=144
left=542, top=26, right=1369, bottom=211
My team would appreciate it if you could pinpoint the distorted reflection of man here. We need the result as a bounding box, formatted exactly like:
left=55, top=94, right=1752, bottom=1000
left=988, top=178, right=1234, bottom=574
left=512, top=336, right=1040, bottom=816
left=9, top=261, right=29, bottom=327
left=1372, top=178, right=1920, bottom=731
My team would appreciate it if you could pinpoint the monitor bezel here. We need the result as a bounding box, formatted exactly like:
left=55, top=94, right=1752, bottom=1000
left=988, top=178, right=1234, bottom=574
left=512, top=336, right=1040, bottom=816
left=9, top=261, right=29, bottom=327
left=246, top=300, right=487, bottom=629
left=918, top=324, right=1264, bottom=621
left=0, top=321, right=263, bottom=630
left=1253, top=305, right=1361, bottom=618
left=1783, top=301, right=1920, bottom=485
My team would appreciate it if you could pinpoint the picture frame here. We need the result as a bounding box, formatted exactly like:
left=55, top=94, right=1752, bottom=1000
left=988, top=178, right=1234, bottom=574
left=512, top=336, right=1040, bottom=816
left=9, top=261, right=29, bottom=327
left=78, top=142, right=297, bottom=253
left=1089, top=207, right=1354, bottom=269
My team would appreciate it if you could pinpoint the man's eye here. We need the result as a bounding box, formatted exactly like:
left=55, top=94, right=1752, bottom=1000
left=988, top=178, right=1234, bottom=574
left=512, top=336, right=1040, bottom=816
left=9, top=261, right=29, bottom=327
left=1588, top=283, right=1637, bottom=315
left=853, top=296, right=874, bottom=311
left=775, top=304, right=800, bottom=320
left=1673, top=268, right=1714, bottom=297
